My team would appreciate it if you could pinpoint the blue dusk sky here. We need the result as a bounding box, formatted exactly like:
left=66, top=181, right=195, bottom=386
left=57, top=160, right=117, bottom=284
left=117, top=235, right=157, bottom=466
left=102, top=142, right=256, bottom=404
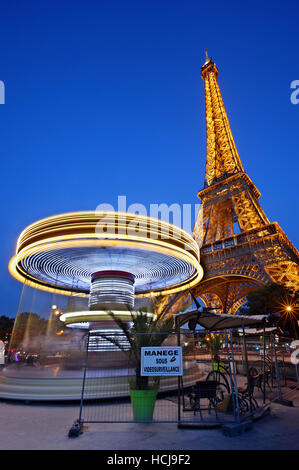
left=0, top=1, right=298, bottom=317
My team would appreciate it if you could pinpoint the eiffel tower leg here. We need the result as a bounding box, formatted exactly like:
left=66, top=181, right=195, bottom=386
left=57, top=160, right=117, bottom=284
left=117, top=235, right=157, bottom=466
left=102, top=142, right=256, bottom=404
left=200, top=293, right=223, bottom=312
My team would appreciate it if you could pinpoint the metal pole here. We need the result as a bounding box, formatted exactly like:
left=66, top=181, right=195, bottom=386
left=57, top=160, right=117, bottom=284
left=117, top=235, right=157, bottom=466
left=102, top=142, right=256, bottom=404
left=242, top=327, right=249, bottom=379
left=270, top=336, right=274, bottom=388
left=224, top=330, right=239, bottom=422
left=229, top=329, right=241, bottom=423
left=282, top=343, right=286, bottom=386
left=239, top=336, right=243, bottom=371
left=240, top=337, right=243, bottom=373
left=177, top=326, right=181, bottom=424
left=272, top=334, right=283, bottom=401
left=78, top=331, right=90, bottom=425
left=263, top=325, right=266, bottom=404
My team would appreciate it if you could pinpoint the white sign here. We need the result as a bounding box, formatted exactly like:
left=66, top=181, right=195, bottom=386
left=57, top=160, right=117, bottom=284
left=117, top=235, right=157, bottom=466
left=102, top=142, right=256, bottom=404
left=141, top=346, right=183, bottom=376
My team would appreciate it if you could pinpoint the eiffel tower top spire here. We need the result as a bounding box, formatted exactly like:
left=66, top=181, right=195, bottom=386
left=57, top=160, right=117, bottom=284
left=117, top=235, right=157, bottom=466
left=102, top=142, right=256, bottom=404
left=201, top=53, right=244, bottom=187
left=204, top=49, right=209, bottom=63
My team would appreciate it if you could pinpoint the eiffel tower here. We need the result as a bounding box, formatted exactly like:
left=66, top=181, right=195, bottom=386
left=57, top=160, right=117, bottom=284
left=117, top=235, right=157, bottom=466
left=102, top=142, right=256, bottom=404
left=158, top=52, right=299, bottom=316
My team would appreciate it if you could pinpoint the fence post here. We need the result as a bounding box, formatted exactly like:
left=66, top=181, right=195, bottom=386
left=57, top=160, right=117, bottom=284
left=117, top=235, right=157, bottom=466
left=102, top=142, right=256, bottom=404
left=272, top=334, right=283, bottom=401
left=263, top=325, right=266, bottom=404
left=224, top=329, right=240, bottom=423
left=177, top=329, right=181, bottom=424
left=242, top=327, right=249, bottom=379
left=78, top=331, right=90, bottom=425
left=229, top=329, right=240, bottom=423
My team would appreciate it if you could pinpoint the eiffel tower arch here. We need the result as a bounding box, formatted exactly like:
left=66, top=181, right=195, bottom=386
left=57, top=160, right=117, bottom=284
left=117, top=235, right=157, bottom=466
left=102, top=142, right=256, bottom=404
left=158, top=53, right=299, bottom=317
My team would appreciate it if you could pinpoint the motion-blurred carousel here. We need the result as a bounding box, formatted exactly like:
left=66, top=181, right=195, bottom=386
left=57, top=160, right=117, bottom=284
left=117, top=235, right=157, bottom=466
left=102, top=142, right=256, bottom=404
left=1, top=211, right=203, bottom=400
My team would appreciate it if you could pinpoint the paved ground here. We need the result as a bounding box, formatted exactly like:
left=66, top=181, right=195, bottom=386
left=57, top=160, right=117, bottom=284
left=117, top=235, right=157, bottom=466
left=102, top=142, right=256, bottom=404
left=0, top=388, right=299, bottom=450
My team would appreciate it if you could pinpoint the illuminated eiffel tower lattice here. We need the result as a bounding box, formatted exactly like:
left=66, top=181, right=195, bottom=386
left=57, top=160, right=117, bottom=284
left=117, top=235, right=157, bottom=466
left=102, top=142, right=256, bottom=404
left=158, top=53, right=299, bottom=316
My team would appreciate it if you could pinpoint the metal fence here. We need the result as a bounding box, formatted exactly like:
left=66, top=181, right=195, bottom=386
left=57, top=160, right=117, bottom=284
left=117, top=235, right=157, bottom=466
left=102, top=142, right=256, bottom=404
left=78, top=331, right=190, bottom=424
left=69, top=329, right=299, bottom=435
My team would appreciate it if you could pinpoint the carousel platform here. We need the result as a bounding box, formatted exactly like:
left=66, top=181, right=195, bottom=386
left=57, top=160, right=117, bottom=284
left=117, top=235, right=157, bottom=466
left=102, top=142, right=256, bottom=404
left=0, top=361, right=200, bottom=402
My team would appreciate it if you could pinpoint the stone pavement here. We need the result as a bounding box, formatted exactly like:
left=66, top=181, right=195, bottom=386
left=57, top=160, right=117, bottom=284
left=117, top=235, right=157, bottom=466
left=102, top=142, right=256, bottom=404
left=0, top=390, right=298, bottom=450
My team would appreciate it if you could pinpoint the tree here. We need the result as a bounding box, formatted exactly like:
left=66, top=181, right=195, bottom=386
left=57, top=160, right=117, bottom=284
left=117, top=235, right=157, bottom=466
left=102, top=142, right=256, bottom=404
left=0, top=315, right=14, bottom=342
left=201, top=332, right=225, bottom=360
left=240, top=283, right=299, bottom=338
left=97, top=310, right=174, bottom=390
left=9, top=312, right=48, bottom=349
